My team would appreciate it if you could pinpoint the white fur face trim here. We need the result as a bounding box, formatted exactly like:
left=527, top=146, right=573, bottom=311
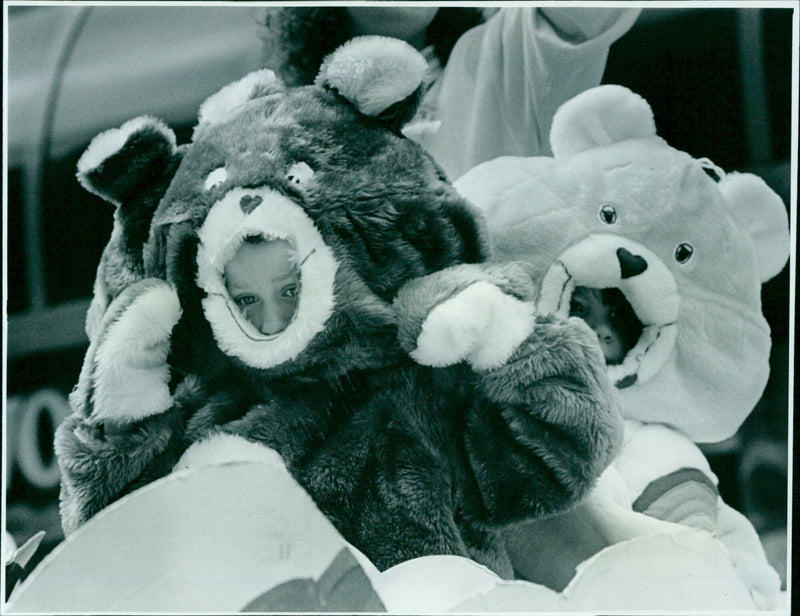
left=196, top=188, right=337, bottom=369
left=539, top=234, right=679, bottom=387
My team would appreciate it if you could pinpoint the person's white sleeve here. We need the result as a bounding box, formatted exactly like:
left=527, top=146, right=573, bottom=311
left=418, top=7, right=640, bottom=180
left=538, top=6, right=641, bottom=43
left=612, top=422, right=720, bottom=532
left=716, top=501, right=781, bottom=609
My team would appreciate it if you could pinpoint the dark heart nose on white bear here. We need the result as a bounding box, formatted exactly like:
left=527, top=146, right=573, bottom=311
left=616, top=247, right=648, bottom=279
left=538, top=234, right=680, bottom=389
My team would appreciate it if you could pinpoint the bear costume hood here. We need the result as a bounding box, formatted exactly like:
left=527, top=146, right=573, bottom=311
left=455, top=85, right=789, bottom=444
left=60, top=40, right=623, bottom=579
left=137, top=37, right=488, bottom=380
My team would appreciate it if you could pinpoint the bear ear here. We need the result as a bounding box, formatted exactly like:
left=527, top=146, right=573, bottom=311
left=718, top=171, right=790, bottom=282
left=77, top=116, right=178, bottom=207
left=77, top=116, right=182, bottom=341
left=550, top=85, right=658, bottom=159
left=197, top=68, right=285, bottom=127
left=315, top=36, right=427, bottom=131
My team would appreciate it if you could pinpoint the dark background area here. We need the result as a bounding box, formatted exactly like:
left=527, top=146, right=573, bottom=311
left=4, top=5, right=794, bottom=590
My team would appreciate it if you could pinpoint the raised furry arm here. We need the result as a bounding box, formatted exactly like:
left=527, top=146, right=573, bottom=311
left=395, top=264, right=622, bottom=525
left=463, top=312, right=622, bottom=524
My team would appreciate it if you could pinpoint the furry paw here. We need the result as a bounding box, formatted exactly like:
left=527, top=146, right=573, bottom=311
left=411, top=281, right=535, bottom=370
left=70, top=278, right=182, bottom=424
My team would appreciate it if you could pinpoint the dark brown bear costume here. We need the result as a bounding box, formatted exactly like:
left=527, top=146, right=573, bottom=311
left=56, top=37, right=621, bottom=578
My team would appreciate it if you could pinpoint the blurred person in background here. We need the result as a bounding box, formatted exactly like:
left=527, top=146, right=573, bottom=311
left=256, top=6, right=640, bottom=180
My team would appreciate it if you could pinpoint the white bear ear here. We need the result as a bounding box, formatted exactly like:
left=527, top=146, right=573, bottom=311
left=718, top=172, right=790, bottom=282
left=550, top=85, right=658, bottom=159
left=315, top=36, right=427, bottom=124
left=197, top=69, right=285, bottom=126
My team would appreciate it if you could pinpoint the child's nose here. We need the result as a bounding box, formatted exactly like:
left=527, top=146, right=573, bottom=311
left=254, top=298, right=290, bottom=335
left=583, top=309, right=613, bottom=343
left=593, top=322, right=615, bottom=344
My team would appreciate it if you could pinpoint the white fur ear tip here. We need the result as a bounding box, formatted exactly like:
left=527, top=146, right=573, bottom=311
left=551, top=85, right=657, bottom=159
left=77, top=116, right=175, bottom=177
left=198, top=69, right=283, bottom=126
left=317, top=36, right=426, bottom=116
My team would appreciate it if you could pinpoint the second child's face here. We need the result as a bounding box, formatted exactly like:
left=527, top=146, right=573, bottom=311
left=569, top=286, right=637, bottom=365
left=224, top=239, right=299, bottom=335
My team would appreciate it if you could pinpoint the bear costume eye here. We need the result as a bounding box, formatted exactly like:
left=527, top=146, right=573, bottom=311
left=675, top=243, right=694, bottom=264
left=598, top=204, right=617, bottom=225
left=286, top=162, right=314, bottom=186
left=204, top=167, right=228, bottom=190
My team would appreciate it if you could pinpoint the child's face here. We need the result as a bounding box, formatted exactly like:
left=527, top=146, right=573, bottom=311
left=569, top=286, right=639, bottom=365
left=224, top=239, right=299, bottom=335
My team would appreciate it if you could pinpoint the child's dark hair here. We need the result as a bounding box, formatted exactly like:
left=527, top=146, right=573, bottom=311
left=256, top=7, right=486, bottom=87
left=426, top=8, right=486, bottom=69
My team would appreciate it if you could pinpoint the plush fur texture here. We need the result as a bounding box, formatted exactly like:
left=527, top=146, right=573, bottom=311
left=412, top=281, right=535, bottom=369
left=455, top=84, right=790, bottom=443
left=57, top=38, right=622, bottom=577
left=76, top=117, right=183, bottom=341
left=67, top=282, right=181, bottom=465
left=316, top=36, right=427, bottom=123
left=455, top=85, right=787, bottom=604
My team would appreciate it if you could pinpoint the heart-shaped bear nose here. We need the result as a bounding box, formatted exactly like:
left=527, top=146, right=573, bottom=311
left=239, top=194, right=263, bottom=214
left=617, top=247, right=648, bottom=279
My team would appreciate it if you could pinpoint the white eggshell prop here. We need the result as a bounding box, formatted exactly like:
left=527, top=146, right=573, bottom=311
left=7, top=453, right=382, bottom=613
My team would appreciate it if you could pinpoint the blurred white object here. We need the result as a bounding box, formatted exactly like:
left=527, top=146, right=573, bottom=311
left=3, top=532, right=19, bottom=564
left=5, top=530, right=46, bottom=601
left=8, top=5, right=263, bottom=163
left=6, top=434, right=764, bottom=613
left=7, top=450, right=372, bottom=612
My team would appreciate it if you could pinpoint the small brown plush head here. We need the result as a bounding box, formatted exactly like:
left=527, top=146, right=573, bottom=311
left=141, top=37, right=489, bottom=377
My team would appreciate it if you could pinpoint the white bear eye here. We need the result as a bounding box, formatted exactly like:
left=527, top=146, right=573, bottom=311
left=204, top=167, right=228, bottom=190
left=598, top=204, right=617, bottom=225
left=675, top=243, right=694, bottom=264
left=286, top=162, right=314, bottom=186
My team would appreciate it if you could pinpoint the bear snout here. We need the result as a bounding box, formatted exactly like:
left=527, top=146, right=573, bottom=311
left=617, top=247, right=648, bottom=279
